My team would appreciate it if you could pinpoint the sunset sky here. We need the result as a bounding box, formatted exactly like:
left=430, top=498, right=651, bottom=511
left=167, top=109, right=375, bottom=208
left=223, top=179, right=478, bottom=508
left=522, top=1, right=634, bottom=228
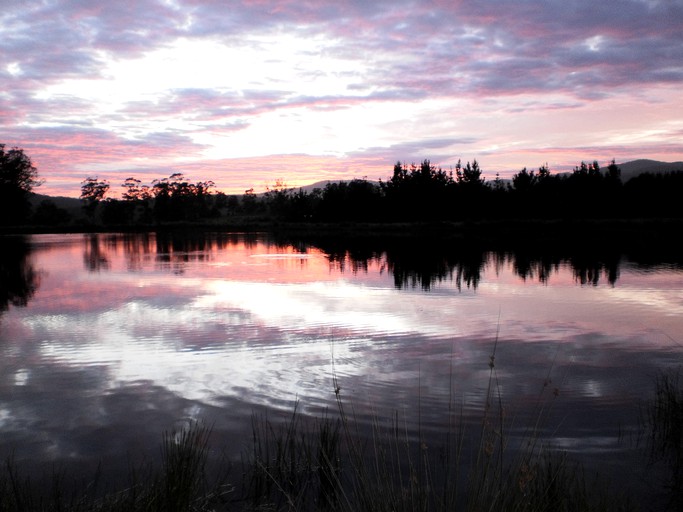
left=2, top=0, right=683, bottom=198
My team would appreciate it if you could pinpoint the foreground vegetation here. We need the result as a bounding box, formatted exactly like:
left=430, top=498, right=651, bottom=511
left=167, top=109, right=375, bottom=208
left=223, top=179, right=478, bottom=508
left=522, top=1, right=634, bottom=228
left=3, top=357, right=680, bottom=511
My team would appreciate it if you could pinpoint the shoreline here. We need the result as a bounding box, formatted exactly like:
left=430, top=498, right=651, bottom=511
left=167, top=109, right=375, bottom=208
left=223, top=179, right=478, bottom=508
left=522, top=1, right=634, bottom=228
left=3, top=217, right=682, bottom=249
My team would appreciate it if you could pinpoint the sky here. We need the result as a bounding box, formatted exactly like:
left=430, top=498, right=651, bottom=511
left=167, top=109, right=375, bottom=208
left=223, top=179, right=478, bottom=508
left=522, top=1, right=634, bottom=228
left=2, top=0, right=683, bottom=198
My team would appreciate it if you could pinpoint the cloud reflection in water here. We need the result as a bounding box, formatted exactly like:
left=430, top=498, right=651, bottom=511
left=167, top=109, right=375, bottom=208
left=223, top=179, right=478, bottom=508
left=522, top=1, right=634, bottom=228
left=0, top=232, right=681, bottom=498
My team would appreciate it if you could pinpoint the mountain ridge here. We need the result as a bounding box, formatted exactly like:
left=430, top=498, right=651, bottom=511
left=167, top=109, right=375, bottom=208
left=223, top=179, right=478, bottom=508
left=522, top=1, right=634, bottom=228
left=617, top=159, right=683, bottom=181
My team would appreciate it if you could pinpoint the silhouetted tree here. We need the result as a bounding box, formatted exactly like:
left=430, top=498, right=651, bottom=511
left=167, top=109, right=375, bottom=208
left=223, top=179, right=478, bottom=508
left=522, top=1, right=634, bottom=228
left=508, top=164, right=562, bottom=218
left=210, top=191, right=230, bottom=217
left=563, top=161, right=606, bottom=217
left=121, top=177, right=152, bottom=224
left=80, top=177, right=110, bottom=221
left=122, top=177, right=151, bottom=202
left=151, top=173, right=215, bottom=222
left=0, top=144, right=42, bottom=225
left=290, top=188, right=319, bottom=220
left=488, top=172, right=511, bottom=218
left=264, top=179, right=294, bottom=218
left=318, top=179, right=383, bottom=221
left=191, top=179, right=215, bottom=216
left=453, top=160, right=489, bottom=219
left=381, top=162, right=411, bottom=220
left=455, top=159, right=485, bottom=187
left=531, top=164, right=563, bottom=218
left=599, top=159, right=624, bottom=217
left=383, top=159, right=453, bottom=220
left=624, top=171, right=683, bottom=218
left=241, top=188, right=262, bottom=214
left=606, top=159, right=621, bottom=183
left=537, top=163, right=551, bottom=181
left=492, top=173, right=506, bottom=192
left=509, top=167, right=539, bottom=217
left=512, top=167, right=537, bottom=192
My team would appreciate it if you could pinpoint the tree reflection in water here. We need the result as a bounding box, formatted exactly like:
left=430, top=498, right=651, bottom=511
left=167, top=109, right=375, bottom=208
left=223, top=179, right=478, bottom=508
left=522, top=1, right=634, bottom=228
left=73, top=231, right=683, bottom=290
left=304, top=235, right=635, bottom=290
left=0, top=235, right=39, bottom=317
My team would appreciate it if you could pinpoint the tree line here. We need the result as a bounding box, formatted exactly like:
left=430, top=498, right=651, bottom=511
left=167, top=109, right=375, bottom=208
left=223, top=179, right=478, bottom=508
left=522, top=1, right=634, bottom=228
left=80, top=158, right=680, bottom=225
left=2, top=143, right=682, bottom=228
left=222, top=158, right=682, bottom=223
left=79, top=173, right=217, bottom=225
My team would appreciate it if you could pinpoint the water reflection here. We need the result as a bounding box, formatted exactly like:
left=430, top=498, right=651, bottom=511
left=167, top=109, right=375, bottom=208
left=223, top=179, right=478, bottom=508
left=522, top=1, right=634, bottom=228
left=80, top=232, right=273, bottom=274
left=83, top=234, right=110, bottom=271
left=508, top=249, right=621, bottom=286
left=1, top=232, right=682, bottom=509
left=284, top=235, right=663, bottom=290
left=63, top=232, right=683, bottom=289
left=0, top=235, right=39, bottom=315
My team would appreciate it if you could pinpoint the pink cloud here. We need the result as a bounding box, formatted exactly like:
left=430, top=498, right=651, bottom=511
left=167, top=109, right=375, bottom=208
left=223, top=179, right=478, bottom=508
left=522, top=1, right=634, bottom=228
left=2, top=1, right=682, bottom=197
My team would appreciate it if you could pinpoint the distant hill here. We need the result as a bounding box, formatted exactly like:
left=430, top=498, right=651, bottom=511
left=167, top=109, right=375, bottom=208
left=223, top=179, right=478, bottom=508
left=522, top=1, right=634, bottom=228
left=263, top=179, right=381, bottom=195
left=300, top=180, right=337, bottom=192
left=618, top=159, right=683, bottom=182
left=298, top=180, right=380, bottom=193
left=29, top=193, right=82, bottom=215
left=30, top=193, right=81, bottom=208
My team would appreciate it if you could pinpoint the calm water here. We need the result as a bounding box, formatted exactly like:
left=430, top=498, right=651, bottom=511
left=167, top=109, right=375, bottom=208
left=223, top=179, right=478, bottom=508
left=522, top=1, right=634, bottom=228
left=1, top=232, right=682, bottom=503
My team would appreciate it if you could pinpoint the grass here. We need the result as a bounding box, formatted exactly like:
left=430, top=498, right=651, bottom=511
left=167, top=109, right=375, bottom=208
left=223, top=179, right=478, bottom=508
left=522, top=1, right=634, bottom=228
left=233, top=341, right=636, bottom=511
left=2, top=352, right=661, bottom=511
left=0, top=421, right=226, bottom=512
left=643, top=367, right=683, bottom=510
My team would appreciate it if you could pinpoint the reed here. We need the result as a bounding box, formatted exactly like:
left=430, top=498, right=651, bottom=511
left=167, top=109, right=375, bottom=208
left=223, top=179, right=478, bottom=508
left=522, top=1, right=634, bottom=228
left=643, top=367, right=683, bottom=510
left=1, top=353, right=644, bottom=511
left=237, top=340, right=634, bottom=512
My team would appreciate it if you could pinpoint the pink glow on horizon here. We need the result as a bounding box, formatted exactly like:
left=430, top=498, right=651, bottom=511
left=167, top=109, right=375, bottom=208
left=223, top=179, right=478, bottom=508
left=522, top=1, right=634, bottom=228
left=2, top=1, right=682, bottom=198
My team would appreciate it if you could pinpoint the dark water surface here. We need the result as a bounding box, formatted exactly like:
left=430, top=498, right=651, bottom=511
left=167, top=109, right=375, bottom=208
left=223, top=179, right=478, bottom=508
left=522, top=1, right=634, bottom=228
left=1, top=232, right=682, bottom=505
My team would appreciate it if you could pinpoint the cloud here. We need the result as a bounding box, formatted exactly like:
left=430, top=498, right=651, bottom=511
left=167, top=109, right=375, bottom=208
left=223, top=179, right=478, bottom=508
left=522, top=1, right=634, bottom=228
left=3, top=126, right=208, bottom=194
left=4, top=0, right=682, bottom=97
left=345, top=138, right=482, bottom=170
left=2, top=0, right=682, bottom=196
left=351, top=0, right=683, bottom=98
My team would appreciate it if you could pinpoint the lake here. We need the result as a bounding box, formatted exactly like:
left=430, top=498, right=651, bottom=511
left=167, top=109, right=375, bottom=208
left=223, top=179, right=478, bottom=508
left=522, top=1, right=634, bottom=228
left=1, top=231, right=682, bottom=507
